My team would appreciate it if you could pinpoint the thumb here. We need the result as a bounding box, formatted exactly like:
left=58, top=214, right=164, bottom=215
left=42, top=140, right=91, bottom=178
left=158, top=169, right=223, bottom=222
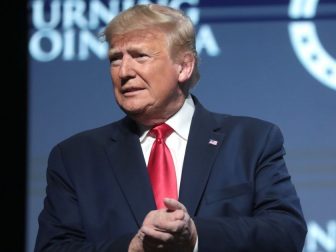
left=163, top=198, right=187, bottom=212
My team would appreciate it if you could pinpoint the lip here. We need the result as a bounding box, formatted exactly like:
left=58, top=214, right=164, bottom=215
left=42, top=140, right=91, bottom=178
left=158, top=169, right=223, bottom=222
left=121, top=86, right=146, bottom=96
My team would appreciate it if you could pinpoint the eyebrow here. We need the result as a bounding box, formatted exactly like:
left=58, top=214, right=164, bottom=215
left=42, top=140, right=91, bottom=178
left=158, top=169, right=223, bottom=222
left=109, top=45, right=153, bottom=58
left=110, top=43, right=145, bottom=52
left=108, top=50, right=122, bottom=58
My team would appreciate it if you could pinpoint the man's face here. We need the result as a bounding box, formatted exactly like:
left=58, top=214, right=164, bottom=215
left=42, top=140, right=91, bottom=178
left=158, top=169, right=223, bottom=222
left=108, top=29, right=185, bottom=126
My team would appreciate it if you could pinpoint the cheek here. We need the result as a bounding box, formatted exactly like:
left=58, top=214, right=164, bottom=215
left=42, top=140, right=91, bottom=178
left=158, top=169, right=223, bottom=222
left=148, top=65, right=177, bottom=85
left=110, top=70, right=120, bottom=87
left=109, top=65, right=115, bottom=75
left=153, top=73, right=178, bottom=93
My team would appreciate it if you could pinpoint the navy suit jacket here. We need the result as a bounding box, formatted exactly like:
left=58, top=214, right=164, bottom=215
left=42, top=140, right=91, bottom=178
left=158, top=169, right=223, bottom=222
left=35, top=96, right=307, bottom=251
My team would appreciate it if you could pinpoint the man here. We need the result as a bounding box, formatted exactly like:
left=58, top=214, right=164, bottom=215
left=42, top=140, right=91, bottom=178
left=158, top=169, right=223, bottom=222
left=34, top=4, right=307, bottom=252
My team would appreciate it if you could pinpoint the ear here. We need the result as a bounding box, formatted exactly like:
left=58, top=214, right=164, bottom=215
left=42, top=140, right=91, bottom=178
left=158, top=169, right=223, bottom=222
left=177, top=52, right=195, bottom=83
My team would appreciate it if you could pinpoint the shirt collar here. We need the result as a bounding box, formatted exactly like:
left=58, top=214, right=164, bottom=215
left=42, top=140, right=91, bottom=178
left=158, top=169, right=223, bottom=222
left=139, top=94, right=195, bottom=142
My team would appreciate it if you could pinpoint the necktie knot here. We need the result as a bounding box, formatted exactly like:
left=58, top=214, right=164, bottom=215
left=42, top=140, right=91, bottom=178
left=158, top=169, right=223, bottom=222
left=149, top=123, right=173, bottom=141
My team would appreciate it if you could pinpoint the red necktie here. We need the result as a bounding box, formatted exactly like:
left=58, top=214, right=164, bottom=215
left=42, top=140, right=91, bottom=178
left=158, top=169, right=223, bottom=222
left=147, top=123, right=178, bottom=209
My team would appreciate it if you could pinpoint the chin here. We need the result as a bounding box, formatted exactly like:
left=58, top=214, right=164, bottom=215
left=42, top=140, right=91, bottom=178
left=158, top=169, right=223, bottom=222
left=120, top=104, right=147, bottom=116
left=121, top=107, right=159, bottom=125
left=119, top=98, right=154, bottom=113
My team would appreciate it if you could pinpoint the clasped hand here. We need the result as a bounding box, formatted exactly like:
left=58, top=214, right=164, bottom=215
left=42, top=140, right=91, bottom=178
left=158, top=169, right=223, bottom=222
left=129, top=198, right=197, bottom=252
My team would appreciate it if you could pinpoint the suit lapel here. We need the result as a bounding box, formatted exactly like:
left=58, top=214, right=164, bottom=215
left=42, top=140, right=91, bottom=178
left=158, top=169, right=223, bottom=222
left=179, top=98, right=226, bottom=216
left=105, top=117, right=155, bottom=227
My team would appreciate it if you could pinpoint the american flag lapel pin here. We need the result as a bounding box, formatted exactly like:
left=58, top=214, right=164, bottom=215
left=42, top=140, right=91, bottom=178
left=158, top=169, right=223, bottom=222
left=208, top=139, right=218, bottom=146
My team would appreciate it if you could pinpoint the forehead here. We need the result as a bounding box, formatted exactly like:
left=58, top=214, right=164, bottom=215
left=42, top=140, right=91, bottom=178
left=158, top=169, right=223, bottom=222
left=109, top=29, right=169, bottom=51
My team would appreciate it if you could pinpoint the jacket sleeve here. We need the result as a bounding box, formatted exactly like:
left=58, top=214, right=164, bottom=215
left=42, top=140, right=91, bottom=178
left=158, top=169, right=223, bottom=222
left=34, top=145, right=134, bottom=252
left=194, top=124, right=307, bottom=252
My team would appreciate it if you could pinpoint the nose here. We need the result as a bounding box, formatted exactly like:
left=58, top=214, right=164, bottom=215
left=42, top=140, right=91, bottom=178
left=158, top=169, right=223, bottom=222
left=118, top=55, right=136, bottom=80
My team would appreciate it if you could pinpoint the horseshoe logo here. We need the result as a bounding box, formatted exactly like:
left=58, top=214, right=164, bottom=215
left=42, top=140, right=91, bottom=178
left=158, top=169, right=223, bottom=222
left=288, top=0, right=336, bottom=91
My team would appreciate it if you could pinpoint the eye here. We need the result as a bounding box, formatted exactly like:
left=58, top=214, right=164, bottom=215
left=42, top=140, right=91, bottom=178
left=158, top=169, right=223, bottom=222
left=109, top=52, right=123, bottom=66
left=134, top=53, right=149, bottom=62
left=137, top=53, right=148, bottom=58
left=109, top=56, right=122, bottom=66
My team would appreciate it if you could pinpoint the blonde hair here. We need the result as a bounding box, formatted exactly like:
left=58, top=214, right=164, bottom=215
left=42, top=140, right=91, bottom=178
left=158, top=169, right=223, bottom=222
left=103, top=4, right=200, bottom=88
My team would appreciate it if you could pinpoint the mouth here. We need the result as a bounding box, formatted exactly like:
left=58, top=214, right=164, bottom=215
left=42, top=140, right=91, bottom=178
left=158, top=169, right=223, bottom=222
left=121, top=86, right=145, bottom=96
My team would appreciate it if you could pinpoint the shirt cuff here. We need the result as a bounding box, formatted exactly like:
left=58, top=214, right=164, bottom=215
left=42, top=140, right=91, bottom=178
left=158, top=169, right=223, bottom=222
left=193, top=236, right=199, bottom=252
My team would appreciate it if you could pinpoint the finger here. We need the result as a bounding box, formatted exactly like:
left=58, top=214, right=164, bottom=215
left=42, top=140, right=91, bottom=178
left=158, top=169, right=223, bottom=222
left=148, top=214, right=186, bottom=233
left=168, top=209, right=185, bottom=221
left=143, top=209, right=183, bottom=230
left=141, top=225, right=174, bottom=243
left=157, top=219, right=186, bottom=234
left=163, top=198, right=187, bottom=212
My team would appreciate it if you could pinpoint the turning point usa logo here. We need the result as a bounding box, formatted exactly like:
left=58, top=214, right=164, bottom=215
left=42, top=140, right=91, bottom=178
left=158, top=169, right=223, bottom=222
left=288, top=0, right=336, bottom=91
left=29, top=0, right=221, bottom=62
